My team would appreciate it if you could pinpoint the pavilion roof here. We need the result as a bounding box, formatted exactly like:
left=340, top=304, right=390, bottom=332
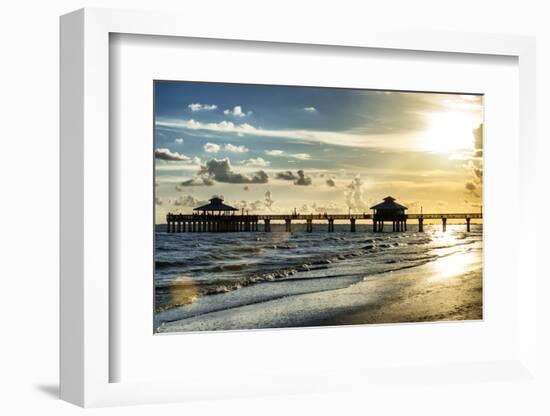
left=193, top=197, right=238, bottom=212
left=370, top=196, right=408, bottom=210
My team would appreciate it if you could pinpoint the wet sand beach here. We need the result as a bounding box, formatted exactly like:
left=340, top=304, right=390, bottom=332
left=157, top=237, right=482, bottom=333
left=315, top=249, right=482, bottom=326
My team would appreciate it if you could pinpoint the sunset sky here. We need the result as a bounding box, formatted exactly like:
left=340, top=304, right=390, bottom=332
left=154, top=81, right=483, bottom=224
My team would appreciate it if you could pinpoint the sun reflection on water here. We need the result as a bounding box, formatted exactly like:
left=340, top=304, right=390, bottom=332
left=428, top=230, right=479, bottom=281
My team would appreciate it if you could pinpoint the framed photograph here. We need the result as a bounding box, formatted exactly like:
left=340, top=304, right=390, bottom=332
left=153, top=81, right=484, bottom=334
left=60, top=8, right=538, bottom=408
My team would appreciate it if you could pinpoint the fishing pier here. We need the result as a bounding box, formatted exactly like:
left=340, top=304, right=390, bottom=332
left=165, top=196, right=482, bottom=233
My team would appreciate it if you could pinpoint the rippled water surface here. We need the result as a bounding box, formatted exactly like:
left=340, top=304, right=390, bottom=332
left=155, top=224, right=482, bottom=323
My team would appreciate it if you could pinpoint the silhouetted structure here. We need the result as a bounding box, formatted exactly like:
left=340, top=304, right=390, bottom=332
left=166, top=196, right=258, bottom=233
left=165, top=195, right=482, bottom=233
left=193, top=197, right=238, bottom=215
left=370, top=196, right=408, bottom=232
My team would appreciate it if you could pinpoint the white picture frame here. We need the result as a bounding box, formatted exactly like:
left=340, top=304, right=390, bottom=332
left=60, top=8, right=538, bottom=408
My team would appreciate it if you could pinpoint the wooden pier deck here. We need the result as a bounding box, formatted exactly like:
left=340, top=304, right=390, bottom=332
left=165, top=212, right=482, bottom=233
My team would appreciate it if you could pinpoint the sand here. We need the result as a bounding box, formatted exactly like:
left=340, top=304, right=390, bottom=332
left=317, top=258, right=482, bottom=326
left=158, top=246, right=482, bottom=332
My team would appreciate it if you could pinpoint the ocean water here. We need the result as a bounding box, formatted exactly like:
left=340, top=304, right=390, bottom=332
left=154, top=223, right=483, bottom=332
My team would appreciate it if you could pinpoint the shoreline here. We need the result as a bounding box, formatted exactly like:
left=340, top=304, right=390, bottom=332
left=312, top=261, right=482, bottom=327
left=158, top=247, right=482, bottom=333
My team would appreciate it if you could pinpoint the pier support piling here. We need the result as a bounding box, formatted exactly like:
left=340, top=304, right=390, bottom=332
left=264, top=219, right=271, bottom=232
left=466, top=217, right=471, bottom=232
left=350, top=218, right=356, bottom=232
left=442, top=218, right=447, bottom=232
left=285, top=218, right=292, bottom=233
left=328, top=218, right=335, bottom=232
left=418, top=218, right=424, bottom=232
left=306, top=219, right=313, bottom=232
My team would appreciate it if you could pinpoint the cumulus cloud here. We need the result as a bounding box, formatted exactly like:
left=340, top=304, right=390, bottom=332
left=224, top=105, right=245, bottom=117
left=465, top=181, right=480, bottom=198
left=188, top=103, right=217, bottom=111
left=203, top=142, right=220, bottom=153
left=264, top=191, right=275, bottom=210
left=198, top=158, right=268, bottom=184
left=464, top=124, right=483, bottom=200
left=344, top=176, right=369, bottom=211
left=174, top=195, right=208, bottom=207
left=240, top=157, right=270, bottom=167
left=299, top=201, right=344, bottom=214
left=473, top=123, right=483, bottom=156
left=275, top=171, right=297, bottom=181
left=326, top=178, right=336, bottom=187
left=232, top=199, right=264, bottom=212
left=224, top=143, right=248, bottom=153
left=304, top=106, right=317, bottom=112
left=294, top=170, right=312, bottom=186
left=155, top=148, right=190, bottom=161
left=180, top=176, right=214, bottom=187
left=174, top=137, right=184, bottom=144
left=275, top=170, right=312, bottom=186
left=265, top=149, right=311, bottom=160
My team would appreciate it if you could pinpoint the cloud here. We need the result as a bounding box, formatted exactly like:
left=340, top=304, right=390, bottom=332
left=155, top=148, right=190, bottom=161
left=233, top=199, right=264, bottom=212
left=264, top=191, right=275, bottom=210
left=275, top=170, right=312, bottom=186
left=473, top=123, right=483, bottom=157
left=198, top=158, right=269, bottom=184
left=180, top=176, right=214, bottom=187
left=474, top=168, right=482, bottom=180
left=294, top=170, right=312, bottom=186
left=174, top=137, right=184, bottom=144
left=240, top=157, right=270, bottom=167
left=344, top=176, right=369, bottom=211
left=188, top=103, right=217, bottom=111
left=265, top=149, right=311, bottom=160
left=299, top=201, right=345, bottom=214
left=223, top=105, right=245, bottom=117
left=326, top=178, right=336, bottom=187
left=464, top=124, right=483, bottom=200
left=304, top=106, right=317, bottom=112
left=465, top=181, right=480, bottom=198
left=157, top=91, right=483, bottom=152
left=203, top=142, right=221, bottom=153
left=155, top=197, right=163, bottom=205
left=156, top=118, right=427, bottom=150
left=275, top=171, right=296, bottom=180
left=174, top=195, right=208, bottom=207
left=224, top=143, right=248, bottom=153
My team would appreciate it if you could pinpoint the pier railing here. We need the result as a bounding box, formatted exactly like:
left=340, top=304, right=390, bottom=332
left=165, top=212, right=482, bottom=233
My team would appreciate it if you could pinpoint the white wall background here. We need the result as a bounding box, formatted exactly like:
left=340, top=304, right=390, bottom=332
left=0, top=1, right=548, bottom=414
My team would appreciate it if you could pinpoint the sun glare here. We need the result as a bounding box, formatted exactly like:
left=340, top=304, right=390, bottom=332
left=422, top=112, right=475, bottom=153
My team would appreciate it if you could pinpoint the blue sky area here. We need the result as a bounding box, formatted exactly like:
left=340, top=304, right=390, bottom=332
left=154, top=81, right=483, bottom=222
